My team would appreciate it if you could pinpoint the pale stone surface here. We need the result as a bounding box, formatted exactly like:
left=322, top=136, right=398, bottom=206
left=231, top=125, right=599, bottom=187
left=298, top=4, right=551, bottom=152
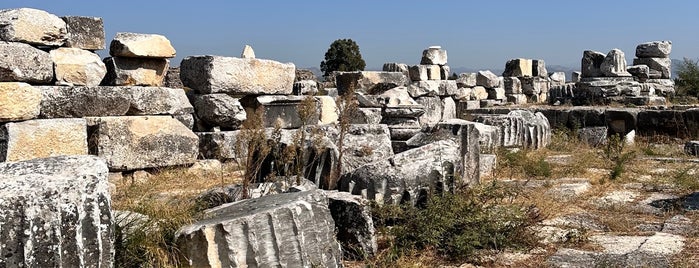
left=325, top=190, right=377, bottom=259
left=317, top=96, right=339, bottom=124
left=109, top=32, right=175, bottom=58
left=550, top=72, right=566, bottom=85
left=456, top=72, right=477, bottom=88
left=479, top=153, right=497, bottom=177
left=477, top=70, right=499, bottom=88
left=472, top=86, right=489, bottom=100
left=292, top=80, right=318, bottom=95
left=0, top=82, right=41, bottom=122
left=102, top=57, right=169, bottom=86
left=180, top=55, right=295, bottom=95
left=504, top=77, right=522, bottom=94
left=125, top=86, right=194, bottom=115
left=87, top=116, right=199, bottom=171
left=241, top=95, right=319, bottom=129
left=441, top=97, right=456, bottom=121
left=581, top=50, right=605, bottom=78
left=426, top=64, right=441, bottom=80
left=415, top=96, right=443, bottom=125
left=440, top=65, right=451, bottom=80
left=633, top=57, right=672, bottom=79
left=503, top=58, right=533, bottom=77
left=0, top=118, right=87, bottom=162
left=636, top=40, right=672, bottom=58
left=545, top=179, right=591, bottom=201
left=336, top=71, right=408, bottom=95
left=191, top=94, right=246, bottom=129
left=409, top=65, right=428, bottom=81
left=507, top=93, right=527, bottom=105
left=240, top=44, right=255, bottom=58
left=0, top=155, right=113, bottom=267
left=532, top=59, right=548, bottom=77
left=0, top=8, right=66, bottom=46
left=601, top=49, right=632, bottom=77
left=420, top=46, right=447, bottom=65
left=487, top=87, right=506, bottom=100
left=474, top=110, right=551, bottom=149
left=50, top=48, right=107, bottom=86
left=0, top=41, right=53, bottom=83
left=176, top=190, right=342, bottom=268
left=350, top=108, right=382, bottom=124
left=61, top=16, right=105, bottom=50
left=382, top=62, right=409, bottom=73
left=341, top=124, right=394, bottom=174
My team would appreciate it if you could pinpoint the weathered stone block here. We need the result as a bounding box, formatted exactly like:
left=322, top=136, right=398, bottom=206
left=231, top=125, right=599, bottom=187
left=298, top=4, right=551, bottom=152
left=176, top=190, right=342, bottom=267
left=420, top=46, right=447, bottom=65
left=581, top=50, right=605, bottom=78
left=456, top=73, right=477, bottom=88
left=601, top=49, right=631, bottom=77
left=1, top=118, right=87, bottom=162
left=342, top=124, right=394, bottom=174
left=241, top=95, right=319, bottom=129
left=0, top=41, right=53, bottom=83
left=503, top=58, right=533, bottom=77
left=440, top=65, right=451, bottom=80
left=61, top=16, right=105, bottom=50
left=0, top=82, right=41, bottom=122
left=487, top=87, right=506, bottom=100
left=0, top=155, right=113, bottom=267
left=426, top=65, right=441, bottom=80
left=180, top=55, right=295, bottom=95
left=476, top=70, right=499, bottom=88
left=415, top=96, right=444, bottom=125
left=197, top=131, right=240, bottom=160
left=550, top=72, right=566, bottom=86
left=102, top=57, right=169, bottom=86
left=325, top=191, right=377, bottom=259
left=50, top=47, right=106, bottom=86
left=504, top=77, right=522, bottom=94
left=472, top=86, right=489, bottom=100
left=636, top=41, right=672, bottom=58
left=532, top=59, right=548, bottom=77
left=126, top=86, right=194, bottom=115
left=633, top=57, right=671, bottom=79
left=292, top=80, right=318, bottom=95
left=317, top=96, right=338, bottom=124
left=191, top=94, right=246, bottom=130
left=442, top=97, right=456, bottom=121
left=350, top=108, right=382, bottom=124
left=0, top=8, right=66, bottom=46
left=87, top=116, right=198, bottom=171
left=506, top=94, right=528, bottom=105
left=336, top=71, right=407, bottom=95
left=685, top=141, right=699, bottom=156
left=109, top=32, right=175, bottom=58
left=627, top=65, right=650, bottom=80
left=605, top=108, right=639, bottom=136
left=240, top=44, right=255, bottom=58
left=572, top=71, right=582, bottom=82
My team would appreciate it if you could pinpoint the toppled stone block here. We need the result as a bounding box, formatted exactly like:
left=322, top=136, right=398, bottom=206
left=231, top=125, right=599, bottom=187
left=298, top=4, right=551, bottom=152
left=0, top=41, right=53, bottom=83
left=350, top=108, right=382, bottom=124
left=103, top=57, right=169, bottom=86
left=636, top=40, right=672, bottom=58
left=0, top=8, right=66, bottom=46
left=325, top=191, right=377, bottom=259
left=180, top=55, right=295, bottom=95
left=336, top=71, right=407, bottom=95
left=532, top=59, right=548, bottom=77
left=61, top=16, right=105, bottom=50
left=581, top=50, right=605, bottom=78
left=109, top=32, right=175, bottom=58
left=0, top=155, right=113, bottom=267
left=440, top=65, right=451, bottom=80
left=340, top=140, right=460, bottom=204
left=407, top=80, right=458, bottom=97
left=420, top=46, right=447, bottom=65
left=194, top=178, right=316, bottom=209
left=477, top=70, right=499, bottom=88
left=197, top=131, right=240, bottom=160
left=176, top=190, right=342, bottom=268
left=126, top=86, right=194, bottom=115
left=341, top=124, right=394, bottom=174
left=415, top=96, right=444, bottom=125
left=643, top=79, right=675, bottom=96
left=633, top=57, right=671, bottom=79
left=601, top=49, right=631, bottom=77
left=87, top=116, right=198, bottom=171
left=383, top=62, right=409, bottom=73
left=294, top=69, right=318, bottom=82
left=293, top=80, right=319, bottom=95
left=503, top=58, right=533, bottom=77
left=472, top=86, right=489, bottom=100
left=1, top=118, right=87, bottom=162
left=480, top=154, right=497, bottom=177
left=191, top=94, right=246, bottom=130
left=456, top=72, right=477, bottom=88
left=241, top=95, right=319, bottom=129
left=487, top=87, right=506, bottom=100
left=50, top=47, right=107, bottom=86
left=474, top=110, right=551, bottom=149
left=627, top=65, right=650, bottom=80
left=0, top=82, right=41, bottom=122
left=577, top=126, right=608, bottom=147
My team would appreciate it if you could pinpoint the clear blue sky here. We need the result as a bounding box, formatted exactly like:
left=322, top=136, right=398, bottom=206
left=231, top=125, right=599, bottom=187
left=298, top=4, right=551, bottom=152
left=4, top=0, right=698, bottom=70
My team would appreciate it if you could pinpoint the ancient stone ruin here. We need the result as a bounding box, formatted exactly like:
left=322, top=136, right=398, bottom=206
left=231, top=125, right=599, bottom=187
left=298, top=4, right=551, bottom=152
left=1, top=6, right=698, bottom=267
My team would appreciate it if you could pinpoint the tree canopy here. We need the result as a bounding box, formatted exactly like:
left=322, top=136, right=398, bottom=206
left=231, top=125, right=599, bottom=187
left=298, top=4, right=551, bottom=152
left=320, top=39, right=366, bottom=77
left=675, top=57, right=699, bottom=97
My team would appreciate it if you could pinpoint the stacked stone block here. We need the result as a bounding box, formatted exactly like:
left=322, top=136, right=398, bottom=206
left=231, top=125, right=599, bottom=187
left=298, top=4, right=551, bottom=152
left=631, top=41, right=675, bottom=96
left=502, top=58, right=551, bottom=104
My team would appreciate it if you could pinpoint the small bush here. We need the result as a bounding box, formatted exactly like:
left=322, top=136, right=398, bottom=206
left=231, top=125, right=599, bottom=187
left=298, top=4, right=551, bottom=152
left=498, top=148, right=552, bottom=179
left=372, top=182, right=539, bottom=263
left=603, top=134, right=636, bottom=181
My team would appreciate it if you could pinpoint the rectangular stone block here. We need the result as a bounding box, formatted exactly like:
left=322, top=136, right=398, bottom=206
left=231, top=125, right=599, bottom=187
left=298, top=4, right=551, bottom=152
left=426, top=65, right=441, bottom=80
left=87, top=116, right=199, bottom=171
left=504, top=77, right=522, bottom=94
left=633, top=57, right=671, bottom=79
left=409, top=65, right=428, bottom=81
left=456, top=73, right=477, bottom=88
left=103, top=57, right=169, bottom=86
left=180, top=55, right=295, bottom=95
left=506, top=94, right=528, bottom=105
left=61, top=16, right=105, bottom=50
left=197, top=131, right=240, bottom=160
left=240, top=95, right=319, bottom=129
left=0, top=41, right=53, bottom=84
left=335, top=71, right=407, bottom=95
left=503, top=58, right=533, bottom=77
left=0, top=82, right=41, bottom=122
left=1, top=118, right=87, bottom=162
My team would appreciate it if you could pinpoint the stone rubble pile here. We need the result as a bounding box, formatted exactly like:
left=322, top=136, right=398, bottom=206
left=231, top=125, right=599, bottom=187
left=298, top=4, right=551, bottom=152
left=502, top=58, right=553, bottom=104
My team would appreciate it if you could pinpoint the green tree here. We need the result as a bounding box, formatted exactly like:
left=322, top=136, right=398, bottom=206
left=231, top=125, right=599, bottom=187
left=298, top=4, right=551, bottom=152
left=675, top=57, right=699, bottom=97
left=320, top=39, right=366, bottom=77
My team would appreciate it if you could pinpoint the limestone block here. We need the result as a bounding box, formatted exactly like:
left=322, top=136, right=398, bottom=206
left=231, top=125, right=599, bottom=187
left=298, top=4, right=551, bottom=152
left=472, top=86, right=489, bottom=100
left=572, top=71, right=582, bottom=82
left=0, top=41, right=53, bottom=83
left=197, top=131, right=240, bottom=160
left=415, top=96, right=444, bottom=125
left=126, top=86, right=194, bottom=115
left=503, top=58, right=533, bottom=77
left=636, top=40, right=672, bottom=58
left=409, top=65, right=428, bottom=81
left=336, top=71, right=408, bottom=95
left=191, top=94, right=246, bottom=130
left=581, top=50, right=605, bottom=78
left=0, top=82, right=41, bottom=122
left=325, top=191, right=377, bottom=259
left=61, top=16, right=105, bottom=50
left=633, top=57, right=671, bottom=79
left=180, top=55, right=295, bottom=95
left=1, top=118, right=87, bottom=162
left=240, top=95, right=319, bottom=129
left=176, top=190, right=342, bottom=267
left=532, top=59, right=548, bottom=77
left=109, top=32, right=175, bottom=58
left=441, top=97, right=456, bottom=121
left=601, top=49, right=631, bottom=77
left=350, top=108, right=382, bottom=124
left=504, top=77, right=522, bottom=94
left=476, top=70, right=499, bottom=88
left=50, top=48, right=106, bottom=86
left=507, top=94, right=528, bottom=105
left=550, top=72, right=566, bottom=86
left=0, top=155, right=113, bottom=267
left=103, top=57, right=169, bottom=86
left=426, top=65, right=441, bottom=80
left=627, top=65, right=650, bottom=80
left=342, top=124, right=394, bottom=174
left=317, top=96, right=338, bottom=124
left=382, top=62, right=409, bottom=75
left=456, top=73, right=477, bottom=88
left=87, top=116, right=198, bottom=171
left=0, top=8, right=66, bottom=46
left=420, top=46, right=448, bottom=65
left=487, top=87, right=506, bottom=100
left=240, top=44, right=255, bottom=59
left=440, top=65, right=451, bottom=80
left=292, top=80, right=318, bottom=95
